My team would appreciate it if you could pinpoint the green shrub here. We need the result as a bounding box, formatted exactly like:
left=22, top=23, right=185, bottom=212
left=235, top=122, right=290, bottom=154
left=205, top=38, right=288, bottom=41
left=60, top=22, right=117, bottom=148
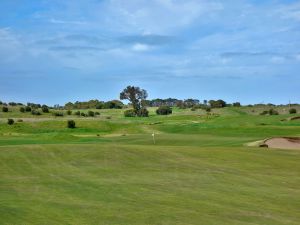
left=233, top=102, right=241, bottom=107
left=95, top=112, right=100, bottom=116
left=269, top=109, right=279, bottom=115
left=67, top=120, right=76, bottom=128
left=25, top=106, right=31, bottom=112
left=124, top=109, right=136, bottom=117
left=17, top=119, right=23, bottom=122
left=2, top=106, right=8, bottom=112
left=42, top=106, right=49, bottom=113
left=260, top=110, right=269, bottom=115
left=81, top=112, right=87, bottom=117
left=7, top=119, right=14, bottom=125
left=156, top=106, right=172, bottom=115
left=67, top=110, right=72, bottom=115
left=53, top=111, right=64, bottom=117
left=32, top=110, right=42, bottom=115
left=289, top=108, right=297, bottom=114
left=19, top=107, right=25, bottom=113
left=137, top=108, right=149, bottom=117
left=74, top=111, right=80, bottom=116
left=88, top=111, right=95, bottom=117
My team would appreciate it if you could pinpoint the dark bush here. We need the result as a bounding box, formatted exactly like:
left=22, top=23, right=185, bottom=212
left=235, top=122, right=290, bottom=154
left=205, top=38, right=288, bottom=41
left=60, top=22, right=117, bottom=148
left=156, top=106, right=172, bottom=115
left=25, top=106, right=31, bottom=112
left=20, top=107, right=25, bottom=113
left=67, top=120, right=76, bottom=128
left=289, top=108, right=297, bottom=114
left=206, top=108, right=211, bottom=112
left=2, top=106, right=8, bottom=112
left=95, top=112, right=100, bottom=116
left=233, top=102, right=241, bottom=107
left=67, top=110, right=72, bottom=115
left=260, top=110, right=269, bottom=115
left=269, top=109, right=279, bottom=115
left=74, top=111, right=80, bottom=116
left=137, top=108, right=149, bottom=117
left=8, top=102, right=17, bottom=106
left=7, top=119, right=14, bottom=125
left=88, top=111, right=95, bottom=117
left=42, top=106, right=49, bottom=113
left=81, top=112, right=87, bottom=117
left=17, top=119, right=23, bottom=122
left=32, top=110, right=42, bottom=115
left=53, top=111, right=64, bottom=117
left=124, top=109, right=136, bottom=117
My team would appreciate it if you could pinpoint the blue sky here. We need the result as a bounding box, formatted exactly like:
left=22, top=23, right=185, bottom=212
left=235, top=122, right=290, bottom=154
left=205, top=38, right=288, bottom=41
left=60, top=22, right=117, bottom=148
left=0, top=0, right=299, bottom=105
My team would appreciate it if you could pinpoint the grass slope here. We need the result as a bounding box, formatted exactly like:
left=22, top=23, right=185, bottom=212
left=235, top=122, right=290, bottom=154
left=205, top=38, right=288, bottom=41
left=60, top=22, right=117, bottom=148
left=0, top=106, right=300, bottom=224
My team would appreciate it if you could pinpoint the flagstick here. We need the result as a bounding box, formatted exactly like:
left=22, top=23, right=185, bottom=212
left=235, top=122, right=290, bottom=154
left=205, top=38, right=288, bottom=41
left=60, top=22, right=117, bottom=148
left=152, top=132, right=155, bottom=144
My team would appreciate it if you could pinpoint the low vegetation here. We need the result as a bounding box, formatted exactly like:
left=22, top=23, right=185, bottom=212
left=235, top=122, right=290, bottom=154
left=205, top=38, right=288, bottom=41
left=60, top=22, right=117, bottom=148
left=156, top=105, right=172, bottom=115
left=7, top=118, right=14, bottom=125
left=0, top=87, right=299, bottom=225
left=67, top=120, right=76, bottom=128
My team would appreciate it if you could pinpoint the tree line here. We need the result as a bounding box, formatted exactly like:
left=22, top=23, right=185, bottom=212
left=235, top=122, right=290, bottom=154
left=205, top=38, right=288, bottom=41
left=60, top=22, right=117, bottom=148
left=1, top=85, right=299, bottom=118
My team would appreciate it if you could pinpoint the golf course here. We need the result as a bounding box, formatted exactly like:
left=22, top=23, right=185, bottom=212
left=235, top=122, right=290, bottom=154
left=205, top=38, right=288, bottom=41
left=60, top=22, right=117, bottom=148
left=1, top=105, right=300, bottom=225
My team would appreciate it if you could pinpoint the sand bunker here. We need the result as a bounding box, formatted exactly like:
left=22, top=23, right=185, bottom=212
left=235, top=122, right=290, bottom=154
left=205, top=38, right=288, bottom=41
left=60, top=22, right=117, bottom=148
left=264, top=137, right=300, bottom=150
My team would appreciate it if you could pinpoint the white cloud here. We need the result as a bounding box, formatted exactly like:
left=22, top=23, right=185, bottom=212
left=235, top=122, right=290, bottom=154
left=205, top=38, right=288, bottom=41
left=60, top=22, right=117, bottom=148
left=49, top=18, right=87, bottom=25
left=0, top=28, right=24, bottom=63
left=275, top=2, right=300, bottom=21
left=107, top=0, right=223, bottom=33
left=132, top=43, right=150, bottom=51
left=270, top=56, right=285, bottom=64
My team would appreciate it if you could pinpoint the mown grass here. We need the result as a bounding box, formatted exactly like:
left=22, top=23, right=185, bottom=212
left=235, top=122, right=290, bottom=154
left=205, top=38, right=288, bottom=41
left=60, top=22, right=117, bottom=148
left=0, top=106, right=300, bottom=224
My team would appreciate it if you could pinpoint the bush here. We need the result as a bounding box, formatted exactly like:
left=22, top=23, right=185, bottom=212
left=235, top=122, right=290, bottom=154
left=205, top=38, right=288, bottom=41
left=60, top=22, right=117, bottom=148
left=269, top=108, right=279, bottom=115
left=20, top=107, right=25, bottom=113
left=8, top=102, right=17, bottom=106
left=88, top=111, right=95, bottom=117
left=289, top=108, right=297, bottom=114
left=7, top=119, right=14, bottom=125
left=95, top=112, right=100, bottom=116
left=124, top=109, right=136, bottom=117
left=156, top=106, right=172, bottom=115
left=2, top=106, right=8, bottom=112
left=32, top=110, right=42, bottom=115
left=67, top=110, right=72, bottom=115
left=42, top=106, right=49, bottom=113
left=233, top=102, right=241, bottom=107
left=137, top=108, right=149, bottom=117
left=53, top=111, right=64, bottom=117
left=25, top=106, right=31, bottom=112
left=67, top=120, right=76, bottom=128
left=206, top=108, right=211, bottom=112
left=17, top=119, right=23, bottom=122
left=74, top=111, right=80, bottom=116
left=260, top=110, right=269, bottom=115
left=81, top=112, right=87, bottom=117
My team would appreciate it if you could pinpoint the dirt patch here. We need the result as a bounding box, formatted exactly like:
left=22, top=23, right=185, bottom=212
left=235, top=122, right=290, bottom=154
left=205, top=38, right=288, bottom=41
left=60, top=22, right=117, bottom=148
left=264, top=137, right=300, bottom=150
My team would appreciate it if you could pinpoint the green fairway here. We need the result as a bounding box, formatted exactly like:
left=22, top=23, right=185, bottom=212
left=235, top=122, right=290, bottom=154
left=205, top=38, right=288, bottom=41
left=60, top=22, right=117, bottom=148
left=1, top=107, right=300, bottom=224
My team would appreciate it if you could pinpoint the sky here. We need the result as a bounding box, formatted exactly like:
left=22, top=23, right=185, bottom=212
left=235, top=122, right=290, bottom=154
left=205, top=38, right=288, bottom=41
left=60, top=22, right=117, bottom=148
left=0, top=0, right=299, bottom=105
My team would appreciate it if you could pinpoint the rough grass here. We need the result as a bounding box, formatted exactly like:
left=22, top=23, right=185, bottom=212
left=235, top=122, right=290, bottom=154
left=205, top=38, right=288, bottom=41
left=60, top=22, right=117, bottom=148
left=0, top=106, right=300, bottom=224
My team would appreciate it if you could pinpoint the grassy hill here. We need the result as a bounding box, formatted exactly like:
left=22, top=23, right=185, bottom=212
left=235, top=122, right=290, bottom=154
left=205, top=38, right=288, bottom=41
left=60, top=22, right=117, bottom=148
left=1, top=106, right=300, bottom=224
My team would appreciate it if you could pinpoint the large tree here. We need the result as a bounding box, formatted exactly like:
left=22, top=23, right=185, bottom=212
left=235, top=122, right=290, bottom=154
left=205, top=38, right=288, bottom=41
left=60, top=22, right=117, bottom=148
left=120, top=86, right=148, bottom=112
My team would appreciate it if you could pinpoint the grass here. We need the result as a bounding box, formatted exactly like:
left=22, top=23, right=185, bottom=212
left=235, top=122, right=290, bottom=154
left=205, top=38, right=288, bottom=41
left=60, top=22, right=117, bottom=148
left=0, top=106, right=300, bottom=224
